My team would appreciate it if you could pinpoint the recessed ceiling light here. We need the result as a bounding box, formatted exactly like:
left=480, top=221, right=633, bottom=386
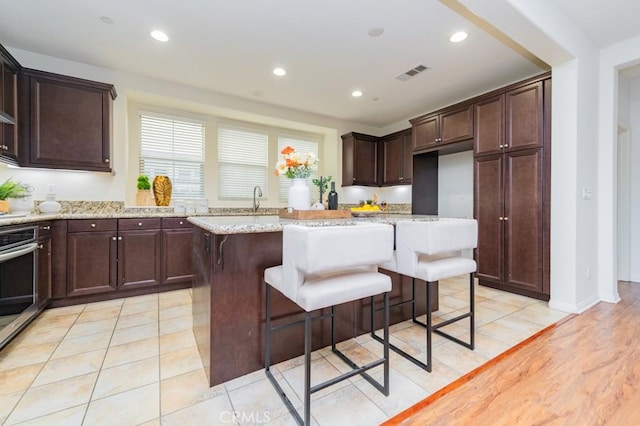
left=368, top=27, right=384, bottom=37
left=100, top=16, right=114, bottom=25
left=273, top=67, right=287, bottom=76
left=352, top=90, right=363, bottom=98
left=150, top=30, right=169, bottom=42
left=450, top=31, right=468, bottom=43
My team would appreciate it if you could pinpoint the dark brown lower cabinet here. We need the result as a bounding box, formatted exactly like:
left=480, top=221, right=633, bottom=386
left=161, top=218, right=194, bottom=285
left=62, top=218, right=191, bottom=301
left=475, top=148, right=545, bottom=299
left=67, top=229, right=118, bottom=297
left=119, top=229, right=162, bottom=290
left=36, top=234, right=52, bottom=309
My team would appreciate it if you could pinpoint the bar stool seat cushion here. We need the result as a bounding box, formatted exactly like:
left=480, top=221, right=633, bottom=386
left=415, top=255, right=477, bottom=283
left=265, top=223, right=394, bottom=312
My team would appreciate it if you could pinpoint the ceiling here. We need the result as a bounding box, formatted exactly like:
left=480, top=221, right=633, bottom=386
left=0, top=1, right=634, bottom=128
left=553, top=0, right=640, bottom=48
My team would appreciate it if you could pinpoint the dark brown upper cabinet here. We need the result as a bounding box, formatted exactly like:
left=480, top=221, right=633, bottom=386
left=410, top=104, right=473, bottom=153
left=341, top=132, right=379, bottom=186
left=474, top=81, right=543, bottom=157
left=381, top=129, right=412, bottom=186
left=19, top=69, right=117, bottom=172
left=0, top=45, right=20, bottom=164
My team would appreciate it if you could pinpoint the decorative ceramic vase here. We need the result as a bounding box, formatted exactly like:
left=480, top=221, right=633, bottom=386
left=135, top=189, right=155, bottom=206
left=288, top=178, right=310, bottom=211
left=38, top=195, right=61, bottom=213
left=153, top=175, right=172, bottom=206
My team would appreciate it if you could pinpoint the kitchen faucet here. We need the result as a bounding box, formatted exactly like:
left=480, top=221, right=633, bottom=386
left=253, top=185, right=263, bottom=212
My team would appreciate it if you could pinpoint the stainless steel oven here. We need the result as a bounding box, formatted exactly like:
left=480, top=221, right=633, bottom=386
left=0, top=225, right=38, bottom=350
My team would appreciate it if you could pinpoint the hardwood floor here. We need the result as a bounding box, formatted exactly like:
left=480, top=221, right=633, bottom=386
left=385, top=282, right=640, bottom=425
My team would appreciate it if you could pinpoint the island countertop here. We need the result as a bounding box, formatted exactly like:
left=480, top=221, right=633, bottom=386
left=187, top=214, right=439, bottom=235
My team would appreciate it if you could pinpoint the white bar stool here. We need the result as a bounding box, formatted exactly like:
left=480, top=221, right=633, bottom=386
left=264, top=223, right=394, bottom=425
left=374, top=218, right=478, bottom=372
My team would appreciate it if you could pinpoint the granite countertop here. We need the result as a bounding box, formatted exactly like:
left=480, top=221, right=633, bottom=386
left=187, top=214, right=439, bottom=235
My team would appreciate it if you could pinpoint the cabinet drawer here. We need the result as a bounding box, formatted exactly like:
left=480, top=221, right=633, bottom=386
left=162, top=217, right=193, bottom=229
left=68, top=219, right=117, bottom=233
left=37, top=221, right=53, bottom=237
left=118, top=218, right=162, bottom=231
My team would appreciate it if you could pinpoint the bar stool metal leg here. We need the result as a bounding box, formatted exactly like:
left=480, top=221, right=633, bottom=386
left=304, top=312, right=312, bottom=426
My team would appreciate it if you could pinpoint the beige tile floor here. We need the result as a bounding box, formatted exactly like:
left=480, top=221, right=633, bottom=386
left=0, top=276, right=567, bottom=425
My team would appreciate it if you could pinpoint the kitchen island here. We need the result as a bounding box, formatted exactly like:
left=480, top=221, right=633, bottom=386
left=188, top=214, right=440, bottom=386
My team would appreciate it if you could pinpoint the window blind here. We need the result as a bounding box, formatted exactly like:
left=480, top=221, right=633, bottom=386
left=218, top=124, right=269, bottom=199
left=277, top=135, right=320, bottom=202
left=139, top=114, right=205, bottom=199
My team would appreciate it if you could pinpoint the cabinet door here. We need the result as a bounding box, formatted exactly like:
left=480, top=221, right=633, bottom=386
left=119, top=229, right=162, bottom=290
left=412, top=115, right=438, bottom=151
left=354, top=138, right=378, bottom=186
left=474, top=154, right=504, bottom=283
left=440, top=105, right=473, bottom=144
left=382, top=135, right=403, bottom=185
left=67, top=231, right=117, bottom=296
left=162, top=228, right=194, bottom=285
left=25, top=70, right=114, bottom=171
left=36, top=237, right=52, bottom=309
left=1, top=61, right=18, bottom=161
left=341, top=134, right=355, bottom=186
left=401, top=132, right=413, bottom=183
left=504, top=149, right=543, bottom=293
left=474, top=95, right=504, bottom=156
left=505, top=81, right=543, bottom=152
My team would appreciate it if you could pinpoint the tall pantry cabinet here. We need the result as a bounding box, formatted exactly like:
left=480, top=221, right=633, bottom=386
left=473, top=76, right=551, bottom=300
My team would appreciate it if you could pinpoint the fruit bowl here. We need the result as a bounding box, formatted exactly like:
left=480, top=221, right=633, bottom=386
left=350, top=210, right=380, bottom=217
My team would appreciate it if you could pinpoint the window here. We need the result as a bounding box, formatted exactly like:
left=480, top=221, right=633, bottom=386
left=218, top=123, right=269, bottom=199
left=277, top=134, right=320, bottom=202
left=139, top=113, right=205, bottom=199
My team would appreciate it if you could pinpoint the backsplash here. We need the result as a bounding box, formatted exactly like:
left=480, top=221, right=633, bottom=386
left=32, top=201, right=412, bottom=215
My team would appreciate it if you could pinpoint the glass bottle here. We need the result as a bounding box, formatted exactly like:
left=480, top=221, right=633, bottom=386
left=328, top=182, right=338, bottom=210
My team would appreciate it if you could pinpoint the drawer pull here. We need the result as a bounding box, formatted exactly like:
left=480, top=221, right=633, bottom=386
left=41, top=225, right=51, bottom=231
left=91, top=223, right=97, bottom=228
left=112, top=237, right=117, bottom=241
left=38, top=244, right=44, bottom=250
left=138, top=222, right=143, bottom=227
left=118, top=236, right=123, bottom=240
left=179, top=221, right=184, bottom=225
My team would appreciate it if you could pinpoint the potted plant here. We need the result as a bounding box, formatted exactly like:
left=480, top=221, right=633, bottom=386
left=0, top=178, right=30, bottom=213
left=135, top=174, right=155, bottom=206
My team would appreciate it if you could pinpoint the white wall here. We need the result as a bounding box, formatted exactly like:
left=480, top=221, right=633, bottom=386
left=437, top=151, right=473, bottom=218
left=628, top=79, right=640, bottom=281
left=0, top=47, right=384, bottom=207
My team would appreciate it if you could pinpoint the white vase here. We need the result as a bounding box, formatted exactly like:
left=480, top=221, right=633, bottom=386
left=38, top=194, right=62, bottom=213
left=288, top=178, right=310, bottom=211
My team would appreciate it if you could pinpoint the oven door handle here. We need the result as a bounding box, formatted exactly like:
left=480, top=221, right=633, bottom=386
left=0, top=242, right=38, bottom=262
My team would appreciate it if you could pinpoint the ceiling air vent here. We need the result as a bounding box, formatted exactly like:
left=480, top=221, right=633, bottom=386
left=395, top=64, right=430, bottom=82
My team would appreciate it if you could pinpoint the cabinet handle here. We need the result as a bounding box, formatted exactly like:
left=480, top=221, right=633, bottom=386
left=38, top=244, right=44, bottom=250
left=503, top=144, right=508, bottom=148
left=353, top=178, right=356, bottom=182
left=499, top=217, right=504, bottom=221
left=504, top=217, right=508, bottom=221
left=399, top=177, right=403, bottom=180
left=179, top=221, right=184, bottom=225
left=41, top=225, right=51, bottom=231
left=118, top=236, right=123, bottom=240
left=104, top=158, right=110, bottom=163
left=91, top=223, right=96, bottom=228
left=138, top=222, right=143, bottom=227
left=112, top=236, right=117, bottom=241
